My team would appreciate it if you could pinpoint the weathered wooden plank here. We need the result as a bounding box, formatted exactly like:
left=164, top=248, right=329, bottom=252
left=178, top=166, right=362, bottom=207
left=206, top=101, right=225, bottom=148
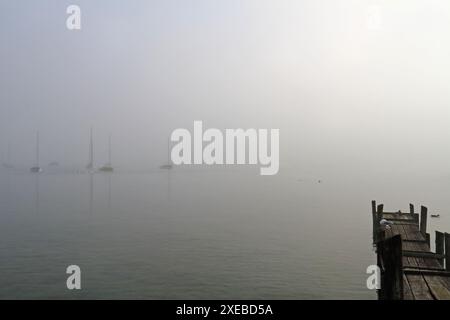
left=402, top=239, right=427, bottom=243
left=382, top=214, right=416, bottom=222
left=403, top=265, right=445, bottom=271
left=390, top=224, right=403, bottom=238
left=383, top=211, right=415, bottom=216
left=406, top=274, right=433, bottom=300
left=409, top=242, right=428, bottom=268
left=436, top=276, right=450, bottom=293
left=401, top=224, right=424, bottom=245
left=416, top=247, right=443, bottom=270
left=402, top=241, right=429, bottom=252
left=423, top=276, right=450, bottom=300
left=403, top=224, right=425, bottom=241
left=393, top=221, right=421, bottom=226
left=403, top=274, right=414, bottom=300
left=402, top=256, right=412, bottom=268
left=403, top=251, right=445, bottom=259
left=404, top=269, right=450, bottom=276
left=402, top=241, right=421, bottom=269
left=403, top=237, right=440, bottom=270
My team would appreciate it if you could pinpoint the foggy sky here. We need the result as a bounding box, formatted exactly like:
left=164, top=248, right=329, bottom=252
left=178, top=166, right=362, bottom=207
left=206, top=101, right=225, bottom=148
left=1, top=0, right=450, bottom=177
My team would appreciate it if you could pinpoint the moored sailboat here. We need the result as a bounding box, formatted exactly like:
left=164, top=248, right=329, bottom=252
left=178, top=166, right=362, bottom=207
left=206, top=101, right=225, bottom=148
left=99, top=134, right=114, bottom=172
left=160, top=137, right=173, bottom=170
left=30, top=132, right=43, bottom=173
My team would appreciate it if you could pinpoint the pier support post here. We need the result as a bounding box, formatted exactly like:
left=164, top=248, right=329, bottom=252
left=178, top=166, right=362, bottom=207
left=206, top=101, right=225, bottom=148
left=436, top=231, right=444, bottom=266
left=409, top=204, right=414, bottom=214
left=377, top=204, right=384, bottom=216
left=372, top=201, right=378, bottom=242
left=445, top=233, right=450, bottom=271
left=379, top=235, right=403, bottom=300
left=420, top=206, right=428, bottom=236
left=374, top=204, right=384, bottom=242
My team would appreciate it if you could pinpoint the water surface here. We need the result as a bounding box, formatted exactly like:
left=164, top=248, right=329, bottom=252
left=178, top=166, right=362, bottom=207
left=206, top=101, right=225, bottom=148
left=1, top=167, right=448, bottom=299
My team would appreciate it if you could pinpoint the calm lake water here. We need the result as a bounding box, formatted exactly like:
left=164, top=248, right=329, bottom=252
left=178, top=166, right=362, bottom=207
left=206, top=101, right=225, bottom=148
left=1, top=167, right=449, bottom=299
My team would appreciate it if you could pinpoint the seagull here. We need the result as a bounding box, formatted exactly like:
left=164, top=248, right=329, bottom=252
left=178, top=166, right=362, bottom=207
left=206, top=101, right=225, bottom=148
left=380, top=219, right=394, bottom=230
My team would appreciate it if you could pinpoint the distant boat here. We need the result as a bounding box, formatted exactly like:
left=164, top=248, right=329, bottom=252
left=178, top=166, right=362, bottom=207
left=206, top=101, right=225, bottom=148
left=160, top=137, right=173, bottom=170
left=30, top=166, right=43, bottom=173
left=431, top=214, right=440, bottom=218
left=30, top=132, right=43, bottom=173
left=99, top=134, right=114, bottom=172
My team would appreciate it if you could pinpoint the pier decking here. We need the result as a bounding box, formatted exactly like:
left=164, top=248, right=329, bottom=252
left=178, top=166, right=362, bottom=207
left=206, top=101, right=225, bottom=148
left=372, top=201, right=450, bottom=300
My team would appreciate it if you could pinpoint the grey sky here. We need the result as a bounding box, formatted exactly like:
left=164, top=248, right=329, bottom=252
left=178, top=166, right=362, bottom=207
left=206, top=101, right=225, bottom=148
left=1, top=1, right=450, bottom=176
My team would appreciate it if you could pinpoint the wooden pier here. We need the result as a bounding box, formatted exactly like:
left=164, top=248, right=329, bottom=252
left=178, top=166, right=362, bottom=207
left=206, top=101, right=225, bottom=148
left=372, top=200, right=450, bottom=300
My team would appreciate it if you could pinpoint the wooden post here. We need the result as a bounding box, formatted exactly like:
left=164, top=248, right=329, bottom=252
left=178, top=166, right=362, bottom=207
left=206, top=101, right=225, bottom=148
left=409, top=204, right=414, bottom=214
left=426, top=233, right=430, bottom=247
left=420, top=206, right=428, bottom=236
left=445, top=233, right=450, bottom=271
left=372, top=201, right=377, bottom=243
left=379, top=235, right=403, bottom=300
left=377, top=204, right=384, bottom=216
left=375, top=204, right=384, bottom=242
left=436, top=231, right=444, bottom=266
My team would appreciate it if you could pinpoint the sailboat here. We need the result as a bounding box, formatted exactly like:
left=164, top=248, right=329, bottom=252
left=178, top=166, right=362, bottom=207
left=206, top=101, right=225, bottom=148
left=86, top=128, right=94, bottom=172
left=2, top=143, right=14, bottom=169
left=30, top=132, right=43, bottom=173
left=99, top=134, right=114, bottom=172
left=160, top=137, right=173, bottom=170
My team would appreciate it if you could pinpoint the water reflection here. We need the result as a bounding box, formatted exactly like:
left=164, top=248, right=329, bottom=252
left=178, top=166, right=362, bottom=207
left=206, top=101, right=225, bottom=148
left=34, top=174, right=40, bottom=215
left=107, top=174, right=112, bottom=210
left=89, top=173, right=94, bottom=215
left=167, top=169, right=171, bottom=202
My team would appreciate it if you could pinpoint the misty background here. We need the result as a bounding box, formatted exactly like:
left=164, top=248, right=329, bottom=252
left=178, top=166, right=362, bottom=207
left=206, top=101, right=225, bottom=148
left=1, top=0, right=450, bottom=299
left=1, top=0, right=449, bottom=176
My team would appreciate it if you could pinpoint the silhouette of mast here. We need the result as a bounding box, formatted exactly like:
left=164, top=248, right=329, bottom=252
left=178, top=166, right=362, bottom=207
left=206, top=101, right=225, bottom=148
left=87, top=127, right=94, bottom=170
left=7, top=143, right=11, bottom=164
left=36, top=131, right=40, bottom=167
left=30, top=132, right=42, bottom=173
left=108, top=134, right=112, bottom=165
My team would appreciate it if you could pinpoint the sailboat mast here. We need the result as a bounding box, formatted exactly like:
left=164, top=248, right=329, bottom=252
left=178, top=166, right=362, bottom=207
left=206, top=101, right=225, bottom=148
left=108, top=134, right=111, bottom=165
left=7, top=143, right=11, bottom=164
left=88, top=127, right=94, bottom=169
left=36, top=132, right=40, bottom=167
